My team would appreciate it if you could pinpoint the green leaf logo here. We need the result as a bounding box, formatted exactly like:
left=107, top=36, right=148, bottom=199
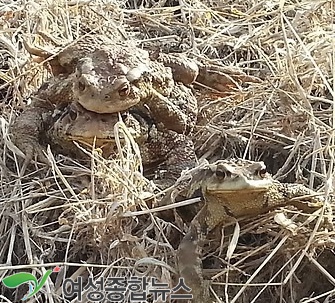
left=2, top=268, right=56, bottom=300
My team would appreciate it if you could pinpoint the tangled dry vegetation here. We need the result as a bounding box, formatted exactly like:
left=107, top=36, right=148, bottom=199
left=0, top=0, right=335, bottom=302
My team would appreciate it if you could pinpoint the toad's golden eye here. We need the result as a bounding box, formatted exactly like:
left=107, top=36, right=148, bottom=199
left=118, top=83, right=130, bottom=97
left=78, top=80, right=86, bottom=92
left=215, top=167, right=230, bottom=179
left=68, top=108, right=78, bottom=121
left=258, top=168, right=267, bottom=178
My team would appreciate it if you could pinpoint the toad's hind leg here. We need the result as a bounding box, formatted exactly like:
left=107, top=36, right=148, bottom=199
left=11, top=101, right=53, bottom=166
left=165, top=134, right=196, bottom=178
left=141, top=130, right=196, bottom=189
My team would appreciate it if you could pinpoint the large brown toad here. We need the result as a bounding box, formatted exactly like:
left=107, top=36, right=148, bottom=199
left=172, top=159, right=333, bottom=302
left=49, top=102, right=146, bottom=156
left=14, top=32, right=262, bottom=167
left=47, top=102, right=196, bottom=186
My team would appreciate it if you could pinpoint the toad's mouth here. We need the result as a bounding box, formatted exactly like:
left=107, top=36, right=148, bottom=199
left=206, top=188, right=269, bottom=195
left=205, top=177, right=273, bottom=193
left=77, top=97, right=140, bottom=114
left=67, top=135, right=118, bottom=145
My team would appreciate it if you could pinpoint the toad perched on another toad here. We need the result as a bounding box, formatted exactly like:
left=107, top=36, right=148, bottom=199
left=13, top=34, right=199, bottom=165
left=172, top=159, right=333, bottom=302
left=22, top=34, right=198, bottom=126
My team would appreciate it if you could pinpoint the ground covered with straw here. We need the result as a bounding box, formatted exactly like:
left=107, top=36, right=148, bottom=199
left=0, top=0, right=335, bottom=302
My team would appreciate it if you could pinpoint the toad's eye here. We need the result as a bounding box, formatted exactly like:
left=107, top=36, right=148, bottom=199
left=258, top=168, right=267, bottom=178
left=118, top=83, right=130, bottom=97
left=78, top=80, right=86, bottom=92
left=215, top=167, right=230, bottom=179
left=68, top=108, right=78, bottom=121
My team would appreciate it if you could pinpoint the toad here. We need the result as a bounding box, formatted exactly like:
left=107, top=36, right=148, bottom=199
left=49, top=102, right=196, bottom=186
left=13, top=34, right=199, bottom=163
left=173, top=159, right=332, bottom=302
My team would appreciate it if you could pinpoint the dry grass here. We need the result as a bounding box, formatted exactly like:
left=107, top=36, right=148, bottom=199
left=0, top=0, right=335, bottom=302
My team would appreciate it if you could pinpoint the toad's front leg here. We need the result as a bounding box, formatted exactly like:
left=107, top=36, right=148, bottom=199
left=177, top=203, right=235, bottom=303
left=145, top=83, right=198, bottom=135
